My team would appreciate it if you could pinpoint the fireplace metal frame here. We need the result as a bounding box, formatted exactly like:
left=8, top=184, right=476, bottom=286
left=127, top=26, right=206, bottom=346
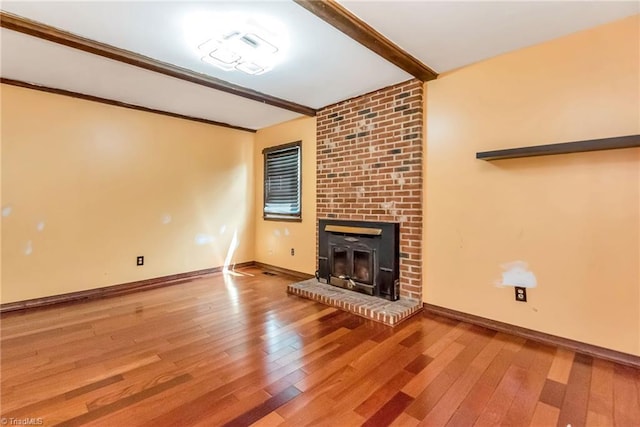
left=318, top=219, right=400, bottom=301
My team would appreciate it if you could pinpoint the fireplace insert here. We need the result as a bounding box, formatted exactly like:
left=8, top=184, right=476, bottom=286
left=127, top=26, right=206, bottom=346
left=318, top=219, right=400, bottom=301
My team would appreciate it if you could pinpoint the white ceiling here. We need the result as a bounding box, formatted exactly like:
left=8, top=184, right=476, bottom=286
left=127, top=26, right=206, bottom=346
left=0, top=29, right=302, bottom=130
left=338, top=0, right=639, bottom=73
left=1, top=1, right=638, bottom=131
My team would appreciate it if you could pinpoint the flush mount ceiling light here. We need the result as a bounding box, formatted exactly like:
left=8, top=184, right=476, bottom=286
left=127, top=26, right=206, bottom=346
left=185, top=12, right=287, bottom=76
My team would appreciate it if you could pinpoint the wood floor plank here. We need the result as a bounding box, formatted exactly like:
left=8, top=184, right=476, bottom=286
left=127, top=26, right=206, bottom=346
left=587, top=409, right=612, bottom=426
left=57, top=373, right=193, bottom=427
left=362, top=391, right=414, bottom=427
left=263, top=368, right=307, bottom=397
left=260, top=307, right=337, bottom=341
left=401, top=341, right=465, bottom=398
left=424, top=322, right=469, bottom=358
left=4, top=360, right=186, bottom=424
left=317, top=410, right=365, bottom=427
left=322, top=329, right=437, bottom=420
left=473, top=364, right=527, bottom=426
left=612, top=363, right=640, bottom=426
left=294, top=337, right=378, bottom=392
left=322, top=319, right=427, bottom=400
left=270, top=328, right=349, bottom=369
left=1, top=374, right=124, bottom=422
left=354, top=368, right=415, bottom=419
left=445, top=347, right=518, bottom=427
left=275, top=393, right=337, bottom=426
left=547, top=347, right=575, bottom=384
left=539, top=378, right=567, bottom=409
left=78, top=374, right=226, bottom=426
left=2, top=352, right=162, bottom=412
left=586, top=357, right=615, bottom=424
left=419, top=331, right=508, bottom=425
left=249, top=411, right=285, bottom=427
left=1, top=266, right=639, bottom=426
left=223, top=385, right=301, bottom=427
left=557, top=352, right=593, bottom=427
left=12, top=398, right=89, bottom=426
left=348, top=334, right=440, bottom=419
left=530, top=402, right=560, bottom=426
left=389, top=411, right=420, bottom=427
left=501, top=342, right=555, bottom=426
left=405, top=354, right=434, bottom=374
left=404, top=327, right=496, bottom=421
left=276, top=327, right=426, bottom=425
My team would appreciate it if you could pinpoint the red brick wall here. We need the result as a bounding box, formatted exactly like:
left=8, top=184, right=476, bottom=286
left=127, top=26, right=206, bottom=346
left=316, top=79, right=423, bottom=300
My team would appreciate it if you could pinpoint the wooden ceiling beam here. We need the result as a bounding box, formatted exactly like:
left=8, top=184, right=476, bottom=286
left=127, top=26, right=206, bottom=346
left=1, top=78, right=257, bottom=133
left=0, top=12, right=317, bottom=117
left=294, top=0, right=437, bottom=82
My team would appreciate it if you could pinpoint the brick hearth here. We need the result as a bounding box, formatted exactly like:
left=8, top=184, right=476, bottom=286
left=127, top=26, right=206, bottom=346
left=287, top=279, right=422, bottom=326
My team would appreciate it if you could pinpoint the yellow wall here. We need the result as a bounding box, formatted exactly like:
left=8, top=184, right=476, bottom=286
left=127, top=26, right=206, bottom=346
left=1, top=85, right=255, bottom=303
left=424, top=15, right=640, bottom=355
left=0, top=85, right=3, bottom=292
left=254, top=117, right=317, bottom=274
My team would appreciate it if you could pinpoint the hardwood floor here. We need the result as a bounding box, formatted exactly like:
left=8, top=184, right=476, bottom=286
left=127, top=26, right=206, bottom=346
left=1, top=267, right=639, bottom=426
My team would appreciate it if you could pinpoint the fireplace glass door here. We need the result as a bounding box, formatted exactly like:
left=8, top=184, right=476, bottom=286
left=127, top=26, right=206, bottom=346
left=331, top=247, right=349, bottom=278
left=353, top=250, right=373, bottom=284
left=329, top=245, right=374, bottom=287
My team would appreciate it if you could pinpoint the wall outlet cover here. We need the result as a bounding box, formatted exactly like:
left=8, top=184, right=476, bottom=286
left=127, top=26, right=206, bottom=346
left=515, top=286, right=527, bottom=302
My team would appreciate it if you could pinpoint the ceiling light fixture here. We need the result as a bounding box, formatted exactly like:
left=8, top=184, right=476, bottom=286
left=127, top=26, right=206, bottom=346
left=185, top=12, right=287, bottom=76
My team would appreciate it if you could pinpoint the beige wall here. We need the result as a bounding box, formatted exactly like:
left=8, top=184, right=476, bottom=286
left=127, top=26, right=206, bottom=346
left=254, top=117, right=317, bottom=274
left=424, top=16, right=640, bottom=355
left=0, top=86, right=3, bottom=292
left=1, top=85, right=255, bottom=303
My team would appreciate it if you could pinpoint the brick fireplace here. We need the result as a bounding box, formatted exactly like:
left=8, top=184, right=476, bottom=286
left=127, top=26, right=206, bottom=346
left=317, top=79, right=423, bottom=301
left=289, top=79, right=424, bottom=325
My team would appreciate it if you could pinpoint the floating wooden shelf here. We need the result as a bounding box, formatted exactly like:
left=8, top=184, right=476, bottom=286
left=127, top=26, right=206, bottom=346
left=476, top=134, right=640, bottom=161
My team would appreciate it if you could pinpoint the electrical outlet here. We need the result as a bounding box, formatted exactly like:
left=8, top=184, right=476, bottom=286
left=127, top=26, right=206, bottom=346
left=291, top=248, right=295, bottom=256
left=136, top=256, right=144, bottom=266
left=515, top=287, right=527, bottom=302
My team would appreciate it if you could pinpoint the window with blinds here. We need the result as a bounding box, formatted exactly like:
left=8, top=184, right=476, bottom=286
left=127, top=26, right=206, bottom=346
left=263, top=141, right=301, bottom=220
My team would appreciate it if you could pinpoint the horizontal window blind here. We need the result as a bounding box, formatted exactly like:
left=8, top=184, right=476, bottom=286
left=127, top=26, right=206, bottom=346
left=264, top=143, right=301, bottom=218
